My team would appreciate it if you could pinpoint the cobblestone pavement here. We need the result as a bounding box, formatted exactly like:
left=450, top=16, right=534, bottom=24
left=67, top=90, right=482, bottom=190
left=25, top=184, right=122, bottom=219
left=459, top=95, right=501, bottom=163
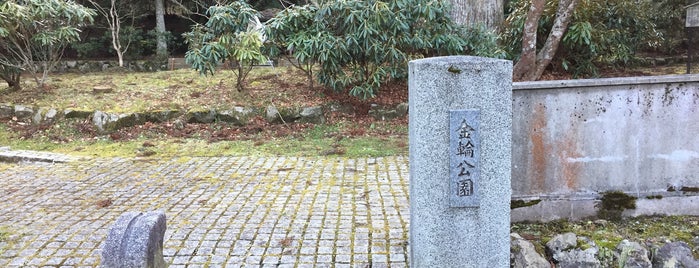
left=0, top=155, right=410, bottom=267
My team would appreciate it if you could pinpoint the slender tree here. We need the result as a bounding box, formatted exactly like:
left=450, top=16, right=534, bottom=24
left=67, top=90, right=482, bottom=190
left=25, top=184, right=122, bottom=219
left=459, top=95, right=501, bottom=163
left=512, top=0, right=579, bottom=81
left=88, top=0, right=131, bottom=67
left=155, top=0, right=168, bottom=58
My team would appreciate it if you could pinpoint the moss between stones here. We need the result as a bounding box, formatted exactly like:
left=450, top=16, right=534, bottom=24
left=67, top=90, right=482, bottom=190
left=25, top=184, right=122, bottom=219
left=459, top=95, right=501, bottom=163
left=64, top=109, right=93, bottom=119
left=598, top=191, right=637, bottom=221
left=680, top=186, right=699, bottom=192
left=511, top=199, right=542, bottom=209
left=646, top=195, right=663, bottom=199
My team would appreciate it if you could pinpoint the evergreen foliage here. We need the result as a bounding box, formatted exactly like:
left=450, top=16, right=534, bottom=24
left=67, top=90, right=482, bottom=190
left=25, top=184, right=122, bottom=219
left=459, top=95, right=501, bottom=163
left=184, top=1, right=268, bottom=91
left=0, top=0, right=95, bottom=90
left=266, top=0, right=503, bottom=98
left=503, top=0, right=663, bottom=77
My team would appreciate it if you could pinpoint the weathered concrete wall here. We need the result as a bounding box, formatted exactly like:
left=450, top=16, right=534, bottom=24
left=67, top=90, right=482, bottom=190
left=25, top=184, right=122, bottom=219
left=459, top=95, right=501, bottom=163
left=511, top=74, right=699, bottom=221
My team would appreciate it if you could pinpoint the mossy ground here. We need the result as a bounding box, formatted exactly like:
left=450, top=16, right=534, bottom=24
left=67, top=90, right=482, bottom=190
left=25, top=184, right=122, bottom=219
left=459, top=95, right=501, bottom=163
left=0, top=62, right=687, bottom=158
left=512, top=215, right=699, bottom=259
left=0, top=226, right=12, bottom=256
left=0, top=117, right=408, bottom=158
left=0, top=67, right=410, bottom=158
left=1, top=68, right=319, bottom=113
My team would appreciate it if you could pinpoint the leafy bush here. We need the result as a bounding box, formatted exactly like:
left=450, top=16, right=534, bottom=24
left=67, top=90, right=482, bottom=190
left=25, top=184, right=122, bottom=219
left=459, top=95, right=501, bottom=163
left=647, top=0, right=686, bottom=54
left=459, top=24, right=507, bottom=59
left=0, top=0, right=95, bottom=89
left=503, top=0, right=662, bottom=77
left=184, top=1, right=268, bottom=91
left=267, top=0, right=501, bottom=99
left=265, top=4, right=321, bottom=89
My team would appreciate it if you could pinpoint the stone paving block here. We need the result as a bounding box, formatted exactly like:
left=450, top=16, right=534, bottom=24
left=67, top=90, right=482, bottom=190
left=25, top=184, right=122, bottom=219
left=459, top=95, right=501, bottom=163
left=261, top=256, right=279, bottom=264
left=171, top=255, right=189, bottom=265
left=245, top=255, right=262, bottom=263
left=27, top=257, right=43, bottom=266
left=0, top=156, right=410, bottom=267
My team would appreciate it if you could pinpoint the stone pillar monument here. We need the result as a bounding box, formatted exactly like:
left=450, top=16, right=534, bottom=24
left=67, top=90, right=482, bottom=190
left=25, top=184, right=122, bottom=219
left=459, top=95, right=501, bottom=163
left=408, top=56, right=512, bottom=267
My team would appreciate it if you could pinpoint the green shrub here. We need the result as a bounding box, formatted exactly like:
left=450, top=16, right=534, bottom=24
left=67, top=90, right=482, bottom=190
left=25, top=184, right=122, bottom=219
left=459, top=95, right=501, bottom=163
left=267, top=0, right=501, bottom=99
left=0, top=0, right=95, bottom=89
left=647, top=0, right=686, bottom=54
left=184, top=1, right=268, bottom=91
left=265, top=4, right=321, bottom=89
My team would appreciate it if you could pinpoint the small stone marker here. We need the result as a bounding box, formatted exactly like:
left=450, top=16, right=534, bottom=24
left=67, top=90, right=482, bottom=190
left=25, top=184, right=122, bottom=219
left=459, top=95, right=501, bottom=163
left=409, top=56, right=512, bottom=267
left=93, top=86, right=113, bottom=94
left=102, top=211, right=167, bottom=268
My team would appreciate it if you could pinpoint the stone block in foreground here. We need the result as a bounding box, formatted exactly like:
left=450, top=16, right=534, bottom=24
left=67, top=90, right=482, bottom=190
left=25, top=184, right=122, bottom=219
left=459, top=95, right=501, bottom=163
left=101, top=211, right=167, bottom=268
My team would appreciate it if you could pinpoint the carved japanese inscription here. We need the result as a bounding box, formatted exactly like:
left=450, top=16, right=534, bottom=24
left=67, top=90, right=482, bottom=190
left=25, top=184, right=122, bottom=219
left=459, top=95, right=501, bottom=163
left=449, top=110, right=480, bottom=207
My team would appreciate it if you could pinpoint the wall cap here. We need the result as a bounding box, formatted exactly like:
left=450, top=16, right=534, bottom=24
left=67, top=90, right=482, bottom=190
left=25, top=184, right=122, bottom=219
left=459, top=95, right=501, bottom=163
left=513, top=74, right=699, bottom=91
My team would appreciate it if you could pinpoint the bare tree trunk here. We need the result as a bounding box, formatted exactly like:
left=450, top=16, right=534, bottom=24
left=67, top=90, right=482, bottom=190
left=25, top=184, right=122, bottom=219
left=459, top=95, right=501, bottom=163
left=5, top=77, right=20, bottom=91
left=1, top=68, right=21, bottom=91
left=110, top=0, right=124, bottom=67
left=512, top=0, right=579, bottom=81
left=512, top=0, right=545, bottom=81
left=449, top=0, right=504, bottom=31
left=88, top=0, right=125, bottom=67
left=155, top=0, right=168, bottom=58
left=530, top=0, right=578, bottom=80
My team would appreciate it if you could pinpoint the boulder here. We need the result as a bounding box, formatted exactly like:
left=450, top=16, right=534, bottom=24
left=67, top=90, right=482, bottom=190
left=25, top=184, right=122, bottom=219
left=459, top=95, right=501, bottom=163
left=101, top=211, right=167, bottom=268
left=44, top=108, right=59, bottom=123
left=652, top=241, right=699, bottom=268
left=14, top=105, right=34, bottom=121
left=299, top=106, right=325, bottom=124
left=546, top=233, right=601, bottom=268
left=217, top=107, right=255, bottom=125
left=186, top=109, right=216, bottom=123
left=547, top=232, right=578, bottom=253
left=327, top=102, right=354, bottom=114
left=396, top=102, right=409, bottom=116
left=0, top=104, right=13, bottom=119
left=511, top=233, right=550, bottom=268
left=64, top=109, right=94, bottom=119
left=93, top=111, right=140, bottom=133
left=265, top=105, right=300, bottom=124
left=140, top=110, right=181, bottom=123
left=172, top=119, right=185, bottom=130
left=32, top=108, right=46, bottom=124
left=615, top=240, right=651, bottom=268
left=93, top=111, right=119, bottom=133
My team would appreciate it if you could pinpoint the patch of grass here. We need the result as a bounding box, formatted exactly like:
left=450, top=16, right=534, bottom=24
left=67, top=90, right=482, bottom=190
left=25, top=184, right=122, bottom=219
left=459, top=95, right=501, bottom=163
left=0, top=226, right=8, bottom=242
left=304, top=124, right=341, bottom=139
left=341, top=137, right=406, bottom=157
left=0, top=127, right=407, bottom=158
left=0, top=66, right=411, bottom=158
left=1, top=67, right=321, bottom=113
left=0, top=226, right=11, bottom=255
